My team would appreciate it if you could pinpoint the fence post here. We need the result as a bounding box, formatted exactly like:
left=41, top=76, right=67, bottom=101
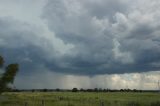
left=24, top=102, right=28, bottom=106
left=100, top=101, right=104, bottom=106
left=42, top=100, right=45, bottom=106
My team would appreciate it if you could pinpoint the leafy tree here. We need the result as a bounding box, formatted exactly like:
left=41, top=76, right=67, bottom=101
left=72, top=88, right=78, bottom=92
left=0, top=56, right=19, bottom=94
left=0, top=56, right=4, bottom=68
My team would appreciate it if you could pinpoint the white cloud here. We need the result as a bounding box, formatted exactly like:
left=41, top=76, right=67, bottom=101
left=112, top=38, right=134, bottom=64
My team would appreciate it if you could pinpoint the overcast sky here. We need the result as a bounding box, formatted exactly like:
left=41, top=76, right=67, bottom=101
left=0, top=0, right=160, bottom=90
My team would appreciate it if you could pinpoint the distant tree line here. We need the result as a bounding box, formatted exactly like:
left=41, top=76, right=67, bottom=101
left=11, top=88, right=149, bottom=93
left=71, top=88, right=143, bottom=93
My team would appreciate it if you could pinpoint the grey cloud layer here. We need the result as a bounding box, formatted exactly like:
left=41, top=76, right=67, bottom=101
left=42, top=0, right=160, bottom=74
left=0, top=0, right=160, bottom=75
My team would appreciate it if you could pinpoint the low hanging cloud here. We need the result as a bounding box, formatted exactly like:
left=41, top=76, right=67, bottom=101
left=0, top=0, right=160, bottom=75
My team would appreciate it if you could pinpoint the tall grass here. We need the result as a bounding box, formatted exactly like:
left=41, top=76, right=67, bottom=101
left=0, top=92, right=160, bottom=106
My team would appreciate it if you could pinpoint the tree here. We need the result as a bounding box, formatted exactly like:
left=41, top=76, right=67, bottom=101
left=0, top=55, right=4, bottom=68
left=72, top=88, right=78, bottom=92
left=0, top=56, right=19, bottom=94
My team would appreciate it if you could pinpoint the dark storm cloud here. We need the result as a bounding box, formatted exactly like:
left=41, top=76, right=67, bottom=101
left=0, top=0, right=160, bottom=75
left=81, top=0, right=130, bottom=20
left=0, top=17, right=59, bottom=75
left=42, top=0, right=160, bottom=74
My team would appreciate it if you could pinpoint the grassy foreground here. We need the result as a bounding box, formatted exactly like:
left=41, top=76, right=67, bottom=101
left=0, top=92, right=160, bottom=106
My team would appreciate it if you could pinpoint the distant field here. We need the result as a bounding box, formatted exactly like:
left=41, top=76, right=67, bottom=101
left=0, top=92, right=160, bottom=106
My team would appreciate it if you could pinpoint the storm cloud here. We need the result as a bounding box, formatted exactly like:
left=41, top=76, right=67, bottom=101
left=0, top=0, right=160, bottom=89
left=42, top=0, right=160, bottom=74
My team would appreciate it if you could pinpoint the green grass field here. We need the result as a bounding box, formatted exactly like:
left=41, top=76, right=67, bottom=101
left=0, top=92, right=160, bottom=106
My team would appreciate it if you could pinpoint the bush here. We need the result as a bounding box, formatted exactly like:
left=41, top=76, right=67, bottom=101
left=72, top=88, right=78, bottom=92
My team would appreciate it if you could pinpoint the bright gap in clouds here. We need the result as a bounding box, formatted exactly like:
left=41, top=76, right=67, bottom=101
left=15, top=70, right=160, bottom=90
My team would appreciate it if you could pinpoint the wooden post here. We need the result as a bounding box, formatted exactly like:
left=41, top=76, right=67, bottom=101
left=24, top=102, right=28, bottom=106
left=42, top=100, right=45, bottom=106
left=100, top=101, right=104, bottom=106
